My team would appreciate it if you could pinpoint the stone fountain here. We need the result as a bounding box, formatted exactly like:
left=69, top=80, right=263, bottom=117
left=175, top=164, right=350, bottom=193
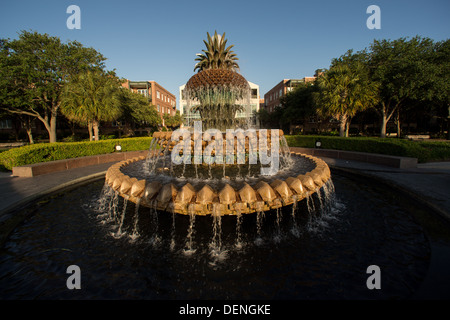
left=2, top=35, right=443, bottom=301
left=104, top=68, right=332, bottom=219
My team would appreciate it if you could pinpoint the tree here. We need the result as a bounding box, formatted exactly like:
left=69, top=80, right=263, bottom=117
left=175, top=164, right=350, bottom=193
left=280, top=81, right=318, bottom=131
left=367, top=36, right=438, bottom=138
left=315, top=58, right=379, bottom=137
left=61, top=70, right=122, bottom=141
left=256, top=106, right=284, bottom=129
left=428, top=39, right=450, bottom=139
left=163, top=110, right=183, bottom=129
left=194, top=31, right=240, bottom=72
left=113, top=87, right=161, bottom=134
left=0, top=31, right=106, bottom=142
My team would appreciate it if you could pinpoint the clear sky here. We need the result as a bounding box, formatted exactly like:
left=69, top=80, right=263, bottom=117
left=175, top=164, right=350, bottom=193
left=1, top=0, right=449, bottom=109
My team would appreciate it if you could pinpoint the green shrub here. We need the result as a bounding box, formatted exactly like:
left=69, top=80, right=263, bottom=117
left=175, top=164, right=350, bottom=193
left=0, top=137, right=152, bottom=171
left=285, top=135, right=450, bottom=163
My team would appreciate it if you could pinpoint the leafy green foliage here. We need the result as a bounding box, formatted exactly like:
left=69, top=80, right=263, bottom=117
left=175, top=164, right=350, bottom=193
left=61, top=70, right=122, bottom=140
left=114, top=87, right=161, bottom=127
left=279, top=82, right=318, bottom=128
left=163, top=110, right=183, bottom=129
left=0, top=137, right=152, bottom=171
left=0, top=31, right=106, bottom=142
left=262, top=37, right=449, bottom=139
left=285, top=135, right=450, bottom=163
left=315, top=52, right=379, bottom=137
left=367, top=36, right=449, bottom=137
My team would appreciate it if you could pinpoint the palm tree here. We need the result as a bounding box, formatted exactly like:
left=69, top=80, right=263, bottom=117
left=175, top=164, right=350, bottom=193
left=113, top=87, right=161, bottom=135
left=61, top=70, right=122, bottom=140
left=315, top=63, right=379, bottom=137
left=194, top=31, right=240, bottom=72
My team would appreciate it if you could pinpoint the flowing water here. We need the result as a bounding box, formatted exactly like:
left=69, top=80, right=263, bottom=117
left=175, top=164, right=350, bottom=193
left=1, top=171, right=450, bottom=299
left=126, top=149, right=307, bottom=193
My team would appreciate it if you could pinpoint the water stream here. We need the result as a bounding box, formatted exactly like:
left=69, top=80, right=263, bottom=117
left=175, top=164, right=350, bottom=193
left=2, top=171, right=448, bottom=299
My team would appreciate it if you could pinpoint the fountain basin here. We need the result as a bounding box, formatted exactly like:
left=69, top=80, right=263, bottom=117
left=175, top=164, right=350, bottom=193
left=104, top=152, right=331, bottom=216
left=2, top=170, right=446, bottom=300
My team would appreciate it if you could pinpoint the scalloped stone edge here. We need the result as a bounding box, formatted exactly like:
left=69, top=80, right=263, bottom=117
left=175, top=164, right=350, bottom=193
left=105, top=153, right=331, bottom=216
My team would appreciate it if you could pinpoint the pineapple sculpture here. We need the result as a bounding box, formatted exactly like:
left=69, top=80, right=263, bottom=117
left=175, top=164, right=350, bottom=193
left=185, top=31, right=251, bottom=131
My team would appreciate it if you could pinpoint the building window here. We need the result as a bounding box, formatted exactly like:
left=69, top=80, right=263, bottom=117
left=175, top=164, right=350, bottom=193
left=137, top=89, right=148, bottom=97
left=157, top=91, right=160, bottom=99
left=0, top=119, right=12, bottom=129
left=157, top=105, right=160, bottom=112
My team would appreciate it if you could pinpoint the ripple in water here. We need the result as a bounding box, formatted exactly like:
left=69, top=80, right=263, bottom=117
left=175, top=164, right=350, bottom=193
left=0, top=173, right=434, bottom=299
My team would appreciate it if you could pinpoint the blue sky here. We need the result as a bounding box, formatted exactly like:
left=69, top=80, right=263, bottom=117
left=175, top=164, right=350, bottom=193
left=1, top=0, right=449, bottom=109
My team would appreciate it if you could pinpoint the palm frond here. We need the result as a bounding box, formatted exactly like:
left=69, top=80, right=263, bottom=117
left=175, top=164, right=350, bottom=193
left=193, top=31, right=240, bottom=72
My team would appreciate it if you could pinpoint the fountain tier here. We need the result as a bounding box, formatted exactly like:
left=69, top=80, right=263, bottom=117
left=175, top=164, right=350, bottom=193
left=184, top=69, right=252, bottom=131
left=104, top=64, right=331, bottom=216
left=104, top=131, right=331, bottom=216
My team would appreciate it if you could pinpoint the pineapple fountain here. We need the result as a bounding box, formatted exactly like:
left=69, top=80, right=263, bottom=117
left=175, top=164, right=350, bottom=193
left=0, top=32, right=436, bottom=301
left=101, top=31, right=333, bottom=244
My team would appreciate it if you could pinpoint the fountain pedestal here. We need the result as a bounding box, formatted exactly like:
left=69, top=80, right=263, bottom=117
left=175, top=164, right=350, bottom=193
left=105, top=130, right=331, bottom=216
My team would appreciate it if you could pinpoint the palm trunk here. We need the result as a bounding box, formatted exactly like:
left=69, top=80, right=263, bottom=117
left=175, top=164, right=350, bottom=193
left=88, top=121, right=94, bottom=141
left=339, top=114, right=347, bottom=137
left=380, top=102, right=388, bottom=138
left=345, top=117, right=352, bottom=137
left=93, top=120, right=100, bottom=141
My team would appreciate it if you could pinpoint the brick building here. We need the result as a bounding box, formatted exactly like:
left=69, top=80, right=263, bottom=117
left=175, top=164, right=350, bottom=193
left=263, top=77, right=316, bottom=113
left=122, top=80, right=176, bottom=118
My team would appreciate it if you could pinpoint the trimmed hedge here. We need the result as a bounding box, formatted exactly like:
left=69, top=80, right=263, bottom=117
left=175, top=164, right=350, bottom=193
left=0, top=137, right=152, bottom=171
left=285, top=135, right=450, bottom=163
left=1, top=135, right=448, bottom=171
